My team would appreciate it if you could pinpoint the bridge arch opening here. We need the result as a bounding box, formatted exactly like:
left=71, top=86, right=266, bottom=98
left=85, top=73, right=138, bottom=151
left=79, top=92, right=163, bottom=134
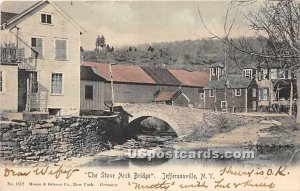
left=127, top=116, right=178, bottom=138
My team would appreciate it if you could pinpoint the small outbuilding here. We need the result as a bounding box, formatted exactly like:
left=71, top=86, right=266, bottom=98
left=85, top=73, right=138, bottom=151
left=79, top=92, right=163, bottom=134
left=153, top=91, right=190, bottom=107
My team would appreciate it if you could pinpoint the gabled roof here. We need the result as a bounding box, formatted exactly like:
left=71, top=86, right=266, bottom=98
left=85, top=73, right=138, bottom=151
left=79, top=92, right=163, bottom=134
left=259, top=60, right=293, bottom=69
left=205, top=75, right=253, bottom=89
left=169, top=69, right=209, bottom=87
left=80, top=65, right=105, bottom=81
left=242, top=63, right=258, bottom=69
left=82, top=62, right=156, bottom=85
left=81, top=62, right=209, bottom=87
left=141, top=66, right=181, bottom=86
left=153, top=91, right=182, bottom=102
left=209, top=62, right=225, bottom=68
left=2, top=1, right=85, bottom=34
left=1, top=12, right=18, bottom=25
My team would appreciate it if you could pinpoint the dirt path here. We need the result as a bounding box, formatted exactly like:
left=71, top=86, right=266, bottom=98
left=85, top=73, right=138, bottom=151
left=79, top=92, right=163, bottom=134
left=206, top=123, right=271, bottom=147
left=176, top=122, right=273, bottom=149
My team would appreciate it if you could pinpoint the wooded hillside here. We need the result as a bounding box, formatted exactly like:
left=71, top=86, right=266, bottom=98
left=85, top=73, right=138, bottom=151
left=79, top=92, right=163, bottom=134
left=82, top=38, right=259, bottom=73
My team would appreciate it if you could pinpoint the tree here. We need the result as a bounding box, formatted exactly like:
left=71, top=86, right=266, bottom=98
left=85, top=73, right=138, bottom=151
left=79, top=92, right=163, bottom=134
left=105, top=44, right=111, bottom=52
left=95, top=35, right=106, bottom=50
left=200, top=0, right=300, bottom=123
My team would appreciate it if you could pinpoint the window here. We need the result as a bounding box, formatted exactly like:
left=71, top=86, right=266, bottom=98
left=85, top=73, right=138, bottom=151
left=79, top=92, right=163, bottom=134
left=200, top=93, right=204, bottom=99
left=243, top=69, right=252, bottom=78
left=210, top=68, right=216, bottom=76
left=278, top=69, right=288, bottom=79
left=41, top=13, right=52, bottom=24
left=0, top=71, right=2, bottom=92
left=55, top=39, right=67, bottom=60
left=85, top=85, right=93, bottom=100
left=31, top=37, right=43, bottom=59
left=235, top=89, right=242, bottom=96
left=270, top=69, right=278, bottom=79
left=51, top=73, right=62, bottom=94
left=252, top=88, right=256, bottom=98
left=259, top=69, right=268, bottom=80
left=221, top=101, right=226, bottom=111
left=31, top=72, right=38, bottom=93
left=259, top=88, right=269, bottom=101
left=209, top=90, right=214, bottom=97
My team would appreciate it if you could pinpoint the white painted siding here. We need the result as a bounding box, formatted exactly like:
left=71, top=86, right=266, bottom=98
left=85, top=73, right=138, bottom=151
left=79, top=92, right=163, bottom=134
left=4, top=3, right=82, bottom=115
left=0, top=65, right=18, bottom=112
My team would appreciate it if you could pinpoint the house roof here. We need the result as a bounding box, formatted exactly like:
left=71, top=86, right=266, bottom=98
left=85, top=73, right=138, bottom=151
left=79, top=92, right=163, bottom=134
left=242, top=63, right=258, bottom=69
left=169, top=69, right=209, bottom=87
left=141, top=66, right=181, bottom=86
left=205, top=75, right=253, bottom=89
left=82, top=62, right=156, bottom=85
left=82, top=62, right=209, bottom=87
left=1, top=12, right=18, bottom=25
left=209, top=62, right=225, bottom=68
left=2, top=1, right=85, bottom=34
left=153, top=91, right=182, bottom=102
left=259, top=60, right=293, bottom=69
left=80, top=65, right=105, bottom=81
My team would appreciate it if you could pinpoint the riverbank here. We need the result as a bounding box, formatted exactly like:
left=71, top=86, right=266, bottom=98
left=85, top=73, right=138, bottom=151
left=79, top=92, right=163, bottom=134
left=58, top=115, right=300, bottom=168
left=1, top=112, right=299, bottom=167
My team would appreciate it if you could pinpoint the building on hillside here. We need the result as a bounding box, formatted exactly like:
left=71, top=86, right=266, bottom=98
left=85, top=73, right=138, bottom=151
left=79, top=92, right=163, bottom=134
left=208, top=62, right=225, bottom=81
left=153, top=91, right=190, bottom=107
left=256, top=61, right=296, bottom=112
left=0, top=1, right=84, bottom=116
left=204, top=75, right=258, bottom=112
left=80, top=62, right=209, bottom=112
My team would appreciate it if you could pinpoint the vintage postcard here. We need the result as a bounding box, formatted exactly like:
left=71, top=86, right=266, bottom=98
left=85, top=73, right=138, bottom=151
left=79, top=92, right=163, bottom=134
left=0, top=0, right=300, bottom=190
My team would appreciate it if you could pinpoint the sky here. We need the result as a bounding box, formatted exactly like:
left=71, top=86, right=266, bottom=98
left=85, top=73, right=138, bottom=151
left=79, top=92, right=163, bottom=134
left=0, top=1, right=258, bottom=50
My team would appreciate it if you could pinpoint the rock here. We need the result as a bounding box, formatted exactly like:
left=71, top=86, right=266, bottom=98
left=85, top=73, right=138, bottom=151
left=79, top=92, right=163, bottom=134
left=259, top=120, right=273, bottom=125
left=12, top=159, right=23, bottom=165
left=32, top=128, right=48, bottom=135
left=33, top=124, right=42, bottom=129
left=26, top=156, right=40, bottom=160
left=34, top=150, right=46, bottom=156
left=70, top=122, right=79, bottom=128
left=51, top=126, right=61, bottom=133
left=51, top=158, right=59, bottom=163
left=41, top=123, right=54, bottom=128
left=24, top=152, right=34, bottom=157
left=47, top=134, right=55, bottom=142
left=271, top=120, right=282, bottom=126
left=0, top=122, right=10, bottom=130
left=16, top=130, right=31, bottom=136
left=2, top=133, right=11, bottom=140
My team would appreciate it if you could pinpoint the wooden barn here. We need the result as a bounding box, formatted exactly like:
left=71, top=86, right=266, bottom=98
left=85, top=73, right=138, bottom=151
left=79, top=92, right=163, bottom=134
left=80, top=62, right=209, bottom=112
left=80, top=65, right=105, bottom=114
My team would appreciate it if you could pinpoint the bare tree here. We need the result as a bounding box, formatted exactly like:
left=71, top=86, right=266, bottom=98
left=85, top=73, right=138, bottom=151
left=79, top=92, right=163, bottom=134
left=200, top=0, right=300, bottom=123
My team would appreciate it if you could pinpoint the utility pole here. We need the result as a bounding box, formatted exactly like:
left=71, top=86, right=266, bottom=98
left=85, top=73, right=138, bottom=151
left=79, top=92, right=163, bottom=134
left=289, top=80, right=293, bottom=116
left=109, top=63, right=115, bottom=113
left=224, top=39, right=228, bottom=113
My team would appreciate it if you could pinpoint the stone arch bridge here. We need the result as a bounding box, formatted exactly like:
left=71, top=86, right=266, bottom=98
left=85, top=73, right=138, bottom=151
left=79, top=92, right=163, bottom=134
left=118, top=103, right=204, bottom=138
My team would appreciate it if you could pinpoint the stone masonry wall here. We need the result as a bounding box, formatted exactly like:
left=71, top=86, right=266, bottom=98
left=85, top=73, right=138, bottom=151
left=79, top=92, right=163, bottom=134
left=0, top=115, right=123, bottom=165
